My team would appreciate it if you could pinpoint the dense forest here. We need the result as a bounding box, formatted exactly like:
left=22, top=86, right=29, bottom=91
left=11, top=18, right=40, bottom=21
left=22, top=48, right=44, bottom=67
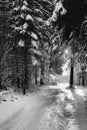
left=0, top=0, right=87, bottom=94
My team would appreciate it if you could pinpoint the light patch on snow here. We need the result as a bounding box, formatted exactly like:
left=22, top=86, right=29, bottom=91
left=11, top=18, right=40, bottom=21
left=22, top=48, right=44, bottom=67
left=59, top=93, right=65, bottom=102
left=48, top=83, right=69, bottom=89
left=26, top=14, right=34, bottom=21
left=75, top=88, right=85, bottom=97
left=47, top=83, right=75, bottom=101
left=18, top=40, right=25, bottom=47
left=66, top=90, right=75, bottom=100
left=31, top=32, right=38, bottom=40
left=60, top=88, right=74, bottom=100
left=53, top=83, right=75, bottom=100
left=59, top=86, right=75, bottom=100
left=58, top=83, right=69, bottom=89
left=65, top=103, right=74, bottom=112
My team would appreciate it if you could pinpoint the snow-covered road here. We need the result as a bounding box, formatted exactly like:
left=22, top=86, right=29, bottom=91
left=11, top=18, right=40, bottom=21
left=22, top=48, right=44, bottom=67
left=0, top=88, right=59, bottom=130
left=0, top=84, right=87, bottom=130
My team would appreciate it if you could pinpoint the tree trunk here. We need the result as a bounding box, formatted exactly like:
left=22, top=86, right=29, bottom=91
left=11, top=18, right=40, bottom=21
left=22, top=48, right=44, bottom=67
left=45, top=61, right=50, bottom=84
left=40, top=62, right=44, bottom=85
left=17, top=77, right=20, bottom=88
left=15, top=48, right=21, bottom=91
left=23, top=47, right=28, bottom=95
left=13, top=48, right=19, bottom=92
left=35, top=66, right=38, bottom=84
left=82, top=76, right=85, bottom=86
left=70, top=58, right=74, bottom=88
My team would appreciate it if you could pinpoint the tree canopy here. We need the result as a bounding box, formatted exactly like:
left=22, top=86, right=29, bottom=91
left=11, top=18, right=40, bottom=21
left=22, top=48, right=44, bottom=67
left=0, top=0, right=86, bottom=92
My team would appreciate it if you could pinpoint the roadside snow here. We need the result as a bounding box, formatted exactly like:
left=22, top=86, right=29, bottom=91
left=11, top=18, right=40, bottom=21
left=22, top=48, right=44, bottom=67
left=0, top=91, right=28, bottom=123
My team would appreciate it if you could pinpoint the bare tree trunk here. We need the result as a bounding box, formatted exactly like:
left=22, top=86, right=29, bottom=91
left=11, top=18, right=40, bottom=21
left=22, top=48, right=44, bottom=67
left=35, top=66, right=38, bottom=85
left=45, top=61, right=50, bottom=84
left=16, top=50, right=19, bottom=91
left=40, top=62, right=44, bottom=85
left=17, top=77, right=20, bottom=88
left=12, top=48, right=19, bottom=92
left=82, top=76, right=85, bottom=86
left=23, top=47, right=28, bottom=95
left=70, top=58, right=74, bottom=88
left=15, top=48, right=22, bottom=91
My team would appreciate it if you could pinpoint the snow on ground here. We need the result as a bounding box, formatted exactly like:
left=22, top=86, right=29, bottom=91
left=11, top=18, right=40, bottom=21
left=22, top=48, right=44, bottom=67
left=39, top=104, right=67, bottom=130
left=48, top=83, right=87, bottom=100
left=37, top=83, right=80, bottom=130
left=0, top=90, right=29, bottom=123
left=0, top=83, right=87, bottom=130
left=42, top=83, right=87, bottom=130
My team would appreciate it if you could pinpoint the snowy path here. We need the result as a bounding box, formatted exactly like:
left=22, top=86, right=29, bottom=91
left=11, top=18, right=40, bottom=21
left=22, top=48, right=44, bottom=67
left=0, top=90, right=57, bottom=130
left=0, top=84, right=87, bottom=130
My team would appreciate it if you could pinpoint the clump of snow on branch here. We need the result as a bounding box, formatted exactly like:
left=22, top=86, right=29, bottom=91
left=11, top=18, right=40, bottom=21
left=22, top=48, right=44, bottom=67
left=21, top=5, right=28, bottom=11
left=20, top=14, right=25, bottom=19
left=35, top=9, right=43, bottom=15
left=13, top=6, right=20, bottom=11
left=31, top=56, right=40, bottom=66
left=46, top=1, right=67, bottom=26
left=36, top=17, right=43, bottom=22
left=26, top=14, right=34, bottom=21
left=31, top=40, right=38, bottom=49
left=55, top=1, right=67, bottom=15
left=31, top=32, right=38, bottom=40
left=18, top=39, right=25, bottom=47
left=23, top=0, right=28, bottom=6
left=23, top=22, right=28, bottom=29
